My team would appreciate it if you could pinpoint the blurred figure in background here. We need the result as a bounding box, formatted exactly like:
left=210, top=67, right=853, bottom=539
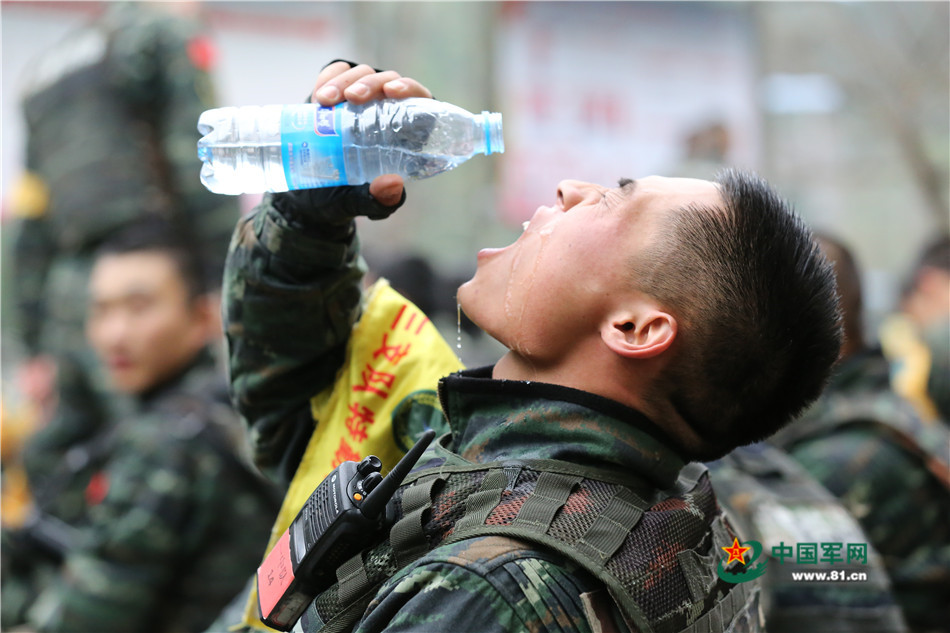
left=9, top=1, right=239, bottom=503
left=3, top=219, right=279, bottom=633
left=708, top=443, right=907, bottom=633
left=772, top=233, right=950, bottom=633
left=668, top=120, right=732, bottom=181
left=880, top=236, right=950, bottom=425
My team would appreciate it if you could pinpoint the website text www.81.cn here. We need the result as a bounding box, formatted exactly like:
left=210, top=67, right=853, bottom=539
left=790, top=570, right=869, bottom=582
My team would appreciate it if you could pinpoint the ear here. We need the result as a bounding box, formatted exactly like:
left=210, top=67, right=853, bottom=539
left=601, top=309, right=677, bottom=359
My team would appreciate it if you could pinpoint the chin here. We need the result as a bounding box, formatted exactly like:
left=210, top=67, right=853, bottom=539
left=461, top=300, right=513, bottom=354
left=456, top=280, right=476, bottom=315
left=110, top=373, right=145, bottom=396
left=457, top=283, right=487, bottom=333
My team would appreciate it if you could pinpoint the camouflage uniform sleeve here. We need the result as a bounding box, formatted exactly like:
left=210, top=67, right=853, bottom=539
left=354, top=536, right=607, bottom=633
left=224, top=186, right=404, bottom=484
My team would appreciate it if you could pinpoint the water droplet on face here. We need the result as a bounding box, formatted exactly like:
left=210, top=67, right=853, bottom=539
left=515, top=229, right=548, bottom=333
left=456, top=302, right=463, bottom=358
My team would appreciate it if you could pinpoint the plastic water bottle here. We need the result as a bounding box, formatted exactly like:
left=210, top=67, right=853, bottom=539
left=196, top=98, right=503, bottom=195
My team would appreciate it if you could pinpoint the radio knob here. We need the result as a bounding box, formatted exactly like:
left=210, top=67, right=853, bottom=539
left=357, top=455, right=382, bottom=475
left=360, top=471, right=383, bottom=495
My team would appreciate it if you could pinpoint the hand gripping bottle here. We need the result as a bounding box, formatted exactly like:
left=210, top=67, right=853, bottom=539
left=196, top=98, right=504, bottom=195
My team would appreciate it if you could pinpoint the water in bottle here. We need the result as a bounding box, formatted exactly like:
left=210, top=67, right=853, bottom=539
left=196, top=98, right=503, bottom=195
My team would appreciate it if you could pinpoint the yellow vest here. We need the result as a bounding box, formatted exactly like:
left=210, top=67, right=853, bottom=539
left=240, top=280, right=463, bottom=631
left=879, top=313, right=939, bottom=423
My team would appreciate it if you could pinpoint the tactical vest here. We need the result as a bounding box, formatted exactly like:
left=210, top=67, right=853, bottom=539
left=298, top=439, right=760, bottom=633
left=20, top=4, right=213, bottom=254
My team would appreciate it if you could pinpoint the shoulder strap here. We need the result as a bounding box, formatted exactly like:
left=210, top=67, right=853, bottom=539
left=443, top=474, right=654, bottom=633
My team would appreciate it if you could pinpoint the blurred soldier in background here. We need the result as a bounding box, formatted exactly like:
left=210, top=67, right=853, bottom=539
left=2, top=219, right=279, bottom=633
left=708, top=443, right=908, bottom=633
left=772, top=233, right=950, bottom=633
left=880, top=236, right=950, bottom=425
left=9, top=1, right=239, bottom=498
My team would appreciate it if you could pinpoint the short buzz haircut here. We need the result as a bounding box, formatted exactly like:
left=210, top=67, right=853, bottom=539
left=633, top=168, right=842, bottom=460
left=94, top=217, right=208, bottom=300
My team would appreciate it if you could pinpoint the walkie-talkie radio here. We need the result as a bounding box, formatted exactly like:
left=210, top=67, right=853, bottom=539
left=257, top=430, right=436, bottom=631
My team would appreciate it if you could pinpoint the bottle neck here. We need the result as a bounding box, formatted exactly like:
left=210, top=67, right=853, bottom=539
left=476, top=111, right=504, bottom=155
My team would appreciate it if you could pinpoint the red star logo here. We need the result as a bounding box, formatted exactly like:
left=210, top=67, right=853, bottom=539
left=721, top=537, right=751, bottom=565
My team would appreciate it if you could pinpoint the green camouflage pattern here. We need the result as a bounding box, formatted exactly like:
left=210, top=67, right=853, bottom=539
left=352, top=534, right=607, bottom=633
left=438, top=369, right=685, bottom=485
left=771, top=349, right=950, bottom=632
left=10, top=2, right=240, bottom=480
left=0, top=528, right=62, bottom=630
left=20, top=344, right=128, bottom=523
left=222, top=189, right=761, bottom=632
left=707, top=442, right=907, bottom=633
left=16, top=352, right=280, bottom=633
left=300, top=375, right=755, bottom=633
left=224, top=191, right=376, bottom=486
left=14, top=2, right=238, bottom=353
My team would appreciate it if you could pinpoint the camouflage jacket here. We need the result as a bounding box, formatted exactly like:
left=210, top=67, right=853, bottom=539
left=26, top=351, right=281, bottom=633
left=707, top=442, right=907, bottom=633
left=223, top=189, right=760, bottom=633
left=286, top=367, right=757, bottom=633
left=771, top=349, right=950, bottom=632
left=12, top=2, right=238, bottom=354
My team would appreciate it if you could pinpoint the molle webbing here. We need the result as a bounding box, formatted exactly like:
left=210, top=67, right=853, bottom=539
left=309, top=460, right=748, bottom=633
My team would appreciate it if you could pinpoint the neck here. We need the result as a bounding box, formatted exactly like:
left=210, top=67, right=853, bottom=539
left=493, top=345, right=651, bottom=417
left=441, top=369, right=688, bottom=486
left=137, top=347, right=211, bottom=404
left=493, top=346, right=705, bottom=460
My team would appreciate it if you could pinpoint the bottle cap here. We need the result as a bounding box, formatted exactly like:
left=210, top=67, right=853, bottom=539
left=480, top=111, right=505, bottom=155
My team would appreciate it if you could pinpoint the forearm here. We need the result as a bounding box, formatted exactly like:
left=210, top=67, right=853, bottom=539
left=224, top=187, right=401, bottom=483
left=224, top=60, right=424, bottom=484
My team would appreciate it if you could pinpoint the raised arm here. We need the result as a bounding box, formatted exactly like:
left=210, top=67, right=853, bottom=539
left=223, top=62, right=432, bottom=485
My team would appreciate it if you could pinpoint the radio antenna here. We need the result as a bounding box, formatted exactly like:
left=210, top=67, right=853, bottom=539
left=360, top=429, right=436, bottom=520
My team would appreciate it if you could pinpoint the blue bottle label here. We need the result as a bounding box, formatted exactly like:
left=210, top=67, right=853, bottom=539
left=280, top=104, right=346, bottom=189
